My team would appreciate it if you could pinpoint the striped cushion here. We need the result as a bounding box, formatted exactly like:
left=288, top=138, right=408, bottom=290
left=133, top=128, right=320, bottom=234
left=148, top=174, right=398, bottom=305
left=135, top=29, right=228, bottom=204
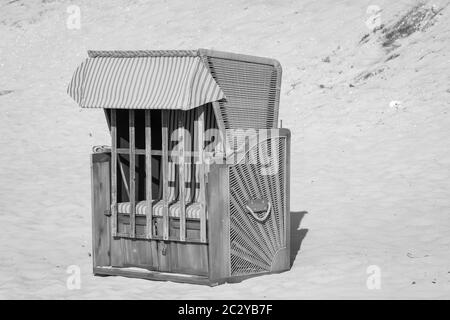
left=117, top=201, right=203, bottom=219
left=170, top=201, right=202, bottom=219
left=117, top=201, right=148, bottom=215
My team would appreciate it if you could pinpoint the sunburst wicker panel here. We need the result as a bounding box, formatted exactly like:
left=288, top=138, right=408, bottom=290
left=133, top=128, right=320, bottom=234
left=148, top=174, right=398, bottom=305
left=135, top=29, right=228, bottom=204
left=228, top=136, right=287, bottom=276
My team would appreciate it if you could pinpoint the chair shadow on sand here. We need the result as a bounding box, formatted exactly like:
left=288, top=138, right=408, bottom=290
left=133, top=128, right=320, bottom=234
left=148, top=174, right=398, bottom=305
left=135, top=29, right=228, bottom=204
left=290, top=211, right=308, bottom=267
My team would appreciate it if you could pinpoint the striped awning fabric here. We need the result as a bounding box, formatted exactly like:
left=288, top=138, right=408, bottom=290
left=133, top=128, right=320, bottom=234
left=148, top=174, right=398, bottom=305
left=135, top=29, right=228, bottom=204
left=67, top=51, right=225, bottom=110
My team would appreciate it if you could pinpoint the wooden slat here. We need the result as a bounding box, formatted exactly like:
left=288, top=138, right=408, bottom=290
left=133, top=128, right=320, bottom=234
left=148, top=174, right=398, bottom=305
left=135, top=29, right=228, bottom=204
left=178, top=112, right=186, bottom=241
left=207, top=164, right=230, bottom=282
left=91, top=153, right=111, bottom=267
left=94, top=266, right=213, bottom=286
left=113, top=233, right=207, bottom=244
left=111, top=109, right=118, bottom=237
left=129, top=110, right=136, bottom=238
left=145, top=110, right=153, bottom=239
left=117, top=148, right=146, bottom=155
left=161, top=111, right=169, bottom=240
left=197, top=107, right=207, bottom=243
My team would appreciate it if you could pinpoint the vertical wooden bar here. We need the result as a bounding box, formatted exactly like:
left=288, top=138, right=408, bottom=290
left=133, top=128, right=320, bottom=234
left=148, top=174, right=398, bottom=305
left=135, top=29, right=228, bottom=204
left=207, top=164, right=230, bottom=283
left=178, top=112, right=186, bottom=241
left=145, top=110, right=153, bottom=239
left=111, top=109, right=117, bottom=237
left=197, top=107, right=207, bottom=243
left=91, top=153, right=111, bottom=268
left=161, top=110, right=169, bottom=240
left=129, top=110, right=136, bottom=238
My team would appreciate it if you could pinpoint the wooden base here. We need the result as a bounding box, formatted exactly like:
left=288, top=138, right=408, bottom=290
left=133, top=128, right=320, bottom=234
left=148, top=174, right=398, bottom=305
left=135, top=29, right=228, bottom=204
left=94, top=266, right=219, bottom=286
left=93, top=266, right=290, bottom=286
left=91, top=151, right=291, bottom=287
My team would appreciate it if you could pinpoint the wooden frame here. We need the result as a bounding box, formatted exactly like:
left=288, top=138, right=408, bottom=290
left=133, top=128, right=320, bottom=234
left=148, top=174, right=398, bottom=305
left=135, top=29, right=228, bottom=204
left=94, top=266, right=212, bottom=286
left=87, top=49, right=289, bottom=286
left=92, top=128, right=290, bottom=285
left=196, top=107, right=207, bottom=243
left=161, top=110, right=170, bottom=240
left=129, top=110, right=136, bottom=238
left=91, top=152, right=111, bottom=268
left=111, top=109, right=117, bottom=237
left=178, top=113, right=187, bottom=241
left=145, top=110, right=153, bottom=239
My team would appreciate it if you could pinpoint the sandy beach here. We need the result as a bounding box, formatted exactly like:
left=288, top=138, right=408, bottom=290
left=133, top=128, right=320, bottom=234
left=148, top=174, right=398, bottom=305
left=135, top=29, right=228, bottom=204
left=0, top=0, right=449, bottom=299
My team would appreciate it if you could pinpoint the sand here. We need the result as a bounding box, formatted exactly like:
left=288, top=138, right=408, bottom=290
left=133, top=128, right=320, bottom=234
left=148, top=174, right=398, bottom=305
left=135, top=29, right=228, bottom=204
left=0, top=0, right=449, bottom=299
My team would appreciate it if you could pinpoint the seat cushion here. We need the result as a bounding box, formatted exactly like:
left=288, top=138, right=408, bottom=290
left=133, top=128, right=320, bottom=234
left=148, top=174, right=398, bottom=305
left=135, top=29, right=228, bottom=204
left=117, top=200, right=203, bottom=219
left=170, top=201, right=202, bottom=219
left=117, top=201, right=148, bottom=215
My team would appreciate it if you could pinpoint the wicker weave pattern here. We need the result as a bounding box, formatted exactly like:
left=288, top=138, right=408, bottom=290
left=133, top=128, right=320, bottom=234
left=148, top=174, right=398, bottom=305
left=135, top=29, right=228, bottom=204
left=228, top=137, right=287, bottom=276
left=204, top=56, right=280, bottom=130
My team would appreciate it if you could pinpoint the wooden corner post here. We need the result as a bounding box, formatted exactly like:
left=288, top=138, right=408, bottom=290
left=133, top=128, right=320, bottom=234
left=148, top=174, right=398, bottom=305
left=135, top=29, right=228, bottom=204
left=110, top=109, right=117, bottom=237
left=161, top=110, right=170, bottom=240
left=207, top=164, right=230, bottom=283
left=145, top=110, right=153, bottom=239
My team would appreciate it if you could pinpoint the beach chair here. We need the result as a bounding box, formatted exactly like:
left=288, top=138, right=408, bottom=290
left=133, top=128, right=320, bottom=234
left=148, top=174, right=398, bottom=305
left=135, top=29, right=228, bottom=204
left=68, top=49, right=291, bottom=285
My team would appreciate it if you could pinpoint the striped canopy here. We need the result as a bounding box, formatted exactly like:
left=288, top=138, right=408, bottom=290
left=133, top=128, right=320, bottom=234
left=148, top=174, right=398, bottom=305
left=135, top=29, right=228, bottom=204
left=67, top=50, right=225, bottom=110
